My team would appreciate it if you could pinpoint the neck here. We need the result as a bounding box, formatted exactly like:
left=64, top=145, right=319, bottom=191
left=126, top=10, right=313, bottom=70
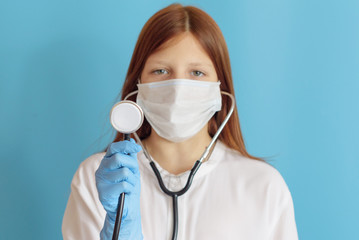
left=142, top=125, right=212, bottom=175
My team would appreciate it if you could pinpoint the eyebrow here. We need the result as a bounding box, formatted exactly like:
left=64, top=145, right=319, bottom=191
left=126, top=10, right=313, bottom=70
left=188, top=62, right=212, bottom=67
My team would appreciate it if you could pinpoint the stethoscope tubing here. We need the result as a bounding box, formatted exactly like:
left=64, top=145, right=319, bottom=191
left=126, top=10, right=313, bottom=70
left=112, top=134, right=130, bottom=240
left=133, top=91, right=235, bottom=240
left=149, top=160, right=201, bottom=240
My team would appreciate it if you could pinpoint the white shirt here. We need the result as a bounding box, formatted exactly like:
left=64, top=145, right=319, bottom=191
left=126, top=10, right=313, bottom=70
left=62, top=140, right=298, bottom=239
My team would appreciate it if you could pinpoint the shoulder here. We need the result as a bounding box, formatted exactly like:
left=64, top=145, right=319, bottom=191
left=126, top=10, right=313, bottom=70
left=63, top=152, right=107, bottom=239
left=71, top=152, right=106, bottom=188
left=217, top=141, right=291, bottom=196
left=215, top=143, right=298, bottom=238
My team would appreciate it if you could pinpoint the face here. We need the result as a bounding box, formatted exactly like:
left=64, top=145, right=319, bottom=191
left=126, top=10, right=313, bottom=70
left=140, top=32, right=218, bottom=83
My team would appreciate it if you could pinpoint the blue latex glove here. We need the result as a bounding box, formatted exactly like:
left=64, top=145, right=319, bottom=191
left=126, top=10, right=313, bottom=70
left=95, top=138, right=143, bottom=240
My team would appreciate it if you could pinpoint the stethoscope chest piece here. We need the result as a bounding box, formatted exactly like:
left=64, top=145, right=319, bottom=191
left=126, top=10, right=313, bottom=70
left=110, top=100, right=144, bottom=134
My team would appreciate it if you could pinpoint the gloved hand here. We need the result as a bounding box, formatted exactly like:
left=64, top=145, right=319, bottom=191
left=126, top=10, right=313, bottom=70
left=95, top=138, right=143, bottom=240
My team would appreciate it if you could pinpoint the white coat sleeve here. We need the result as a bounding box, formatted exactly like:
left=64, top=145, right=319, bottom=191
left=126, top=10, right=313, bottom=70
left=267, top=169, right=299, bottom=240
left=62, top=153, right=106, bottom=240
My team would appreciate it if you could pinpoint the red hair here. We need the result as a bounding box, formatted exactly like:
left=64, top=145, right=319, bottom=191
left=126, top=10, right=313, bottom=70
left=110, top=3, right=263, bottom=162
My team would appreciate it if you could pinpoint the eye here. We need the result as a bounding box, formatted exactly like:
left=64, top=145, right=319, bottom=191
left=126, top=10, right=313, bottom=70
left=191, top=70, right=205, bottom=77
left=153, top=69, right=169, bottom=75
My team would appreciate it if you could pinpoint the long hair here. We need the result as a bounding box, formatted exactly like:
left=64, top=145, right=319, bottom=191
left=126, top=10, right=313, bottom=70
left=110, top=3, right=263, bottom=162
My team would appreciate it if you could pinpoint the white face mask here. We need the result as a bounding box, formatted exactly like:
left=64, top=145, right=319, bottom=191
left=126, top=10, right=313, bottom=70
left=136, top=79, right=222, bottom=142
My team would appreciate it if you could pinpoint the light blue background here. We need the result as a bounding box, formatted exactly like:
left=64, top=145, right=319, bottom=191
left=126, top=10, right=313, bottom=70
left=1, top=0, right=358, bottom=239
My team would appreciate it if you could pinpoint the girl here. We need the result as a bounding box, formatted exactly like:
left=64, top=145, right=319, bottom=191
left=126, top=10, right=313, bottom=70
left=62, top=3, right=298, bottom=240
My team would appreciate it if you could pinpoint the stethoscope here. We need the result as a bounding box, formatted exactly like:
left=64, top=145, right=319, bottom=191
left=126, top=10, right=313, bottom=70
left=109, top=90, right=235, bottom=240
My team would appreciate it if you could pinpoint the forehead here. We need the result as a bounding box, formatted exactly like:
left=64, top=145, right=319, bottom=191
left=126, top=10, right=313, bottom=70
left=147, top=32, right=212, bottom=63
